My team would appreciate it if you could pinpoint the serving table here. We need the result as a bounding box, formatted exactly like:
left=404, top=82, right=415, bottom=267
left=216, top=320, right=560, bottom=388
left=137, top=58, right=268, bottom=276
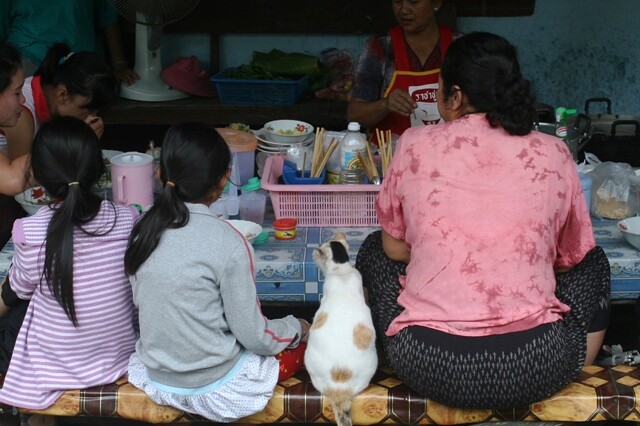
left=252, top=222, right=377, bottom=304
left=255, top=218, right=640, bottom=303
left=592, top=219, right=640, bottom=301
left=0, top=218, right=639, bottom=302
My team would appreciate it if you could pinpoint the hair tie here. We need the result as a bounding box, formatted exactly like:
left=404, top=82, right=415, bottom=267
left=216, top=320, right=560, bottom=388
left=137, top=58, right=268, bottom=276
left=58, top=51, right=75, bottom=66
left=68, top=181, right=79, bottom=187
left=165, top=181, right=176, bottom=188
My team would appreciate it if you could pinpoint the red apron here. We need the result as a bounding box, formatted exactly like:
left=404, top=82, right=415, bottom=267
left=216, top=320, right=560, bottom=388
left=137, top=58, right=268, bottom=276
left=31, top=75, right=51, bottom=123
left=376, top=25, right=453, bottom=139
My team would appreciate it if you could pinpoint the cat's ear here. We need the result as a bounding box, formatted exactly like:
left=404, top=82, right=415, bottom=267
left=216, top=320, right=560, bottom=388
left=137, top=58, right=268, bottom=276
left=334, top=232, right=348, bottom=250
left=314, top=247, right=327, bottom=261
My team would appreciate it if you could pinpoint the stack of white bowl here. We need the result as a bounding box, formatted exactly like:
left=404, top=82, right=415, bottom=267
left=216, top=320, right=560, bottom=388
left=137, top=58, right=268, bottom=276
left=253, top=119, right=315, bottom=153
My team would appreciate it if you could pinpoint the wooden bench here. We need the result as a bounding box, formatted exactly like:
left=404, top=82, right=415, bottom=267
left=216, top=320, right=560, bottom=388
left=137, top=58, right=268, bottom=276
left=3, top=363, right=640, bottom=424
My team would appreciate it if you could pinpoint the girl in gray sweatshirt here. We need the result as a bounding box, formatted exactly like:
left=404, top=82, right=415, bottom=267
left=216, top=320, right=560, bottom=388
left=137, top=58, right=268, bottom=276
left=124, top=122, right=309, bottom=422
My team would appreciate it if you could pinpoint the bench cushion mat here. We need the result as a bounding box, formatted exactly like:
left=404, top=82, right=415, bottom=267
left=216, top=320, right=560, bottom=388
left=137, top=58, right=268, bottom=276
left=12, top=364, right=640, bottom=424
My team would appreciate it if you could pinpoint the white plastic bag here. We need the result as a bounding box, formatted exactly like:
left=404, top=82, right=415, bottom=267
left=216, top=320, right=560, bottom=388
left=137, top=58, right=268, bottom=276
left=590, top=162, right=640, bottom=219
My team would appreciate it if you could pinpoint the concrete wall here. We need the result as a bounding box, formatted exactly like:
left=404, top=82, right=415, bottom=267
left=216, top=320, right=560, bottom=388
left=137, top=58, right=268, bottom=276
left=164, top=0, right=640, bottom=114
left=457, top=0, right=640, bottom=114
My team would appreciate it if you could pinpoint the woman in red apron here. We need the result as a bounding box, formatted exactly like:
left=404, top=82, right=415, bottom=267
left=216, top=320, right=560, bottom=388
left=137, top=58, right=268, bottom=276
left=348, top=0, right=455, bottom=140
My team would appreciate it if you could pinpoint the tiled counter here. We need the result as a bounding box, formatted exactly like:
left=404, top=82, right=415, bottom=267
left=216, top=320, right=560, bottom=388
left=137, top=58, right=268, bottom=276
left=253, top=222, right=377, bottom=303
left=1, top=219, right=639, bottom=302
left=0, top=222, right=378, bottom=305
left=592, top=219, right=640, bottom=301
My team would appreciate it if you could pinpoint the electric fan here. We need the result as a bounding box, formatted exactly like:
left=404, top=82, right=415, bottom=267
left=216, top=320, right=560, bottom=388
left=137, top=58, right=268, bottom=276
left=111, top=0, right=200, bottom=102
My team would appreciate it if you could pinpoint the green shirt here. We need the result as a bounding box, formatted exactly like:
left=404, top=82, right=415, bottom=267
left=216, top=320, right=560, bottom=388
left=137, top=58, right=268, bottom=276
left=5, top=0, right=118, bottom=65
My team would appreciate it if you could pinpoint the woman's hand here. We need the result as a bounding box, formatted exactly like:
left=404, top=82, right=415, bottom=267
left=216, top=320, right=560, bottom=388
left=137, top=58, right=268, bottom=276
left=385, top=89, right=418, bottom=116
left=381, top=229, right=411, bottom=264
left=298, top=318, right=311, bottom=343
left=115, top=66, right=140, bottom=86
left=85, top=115, right=105, bottom=139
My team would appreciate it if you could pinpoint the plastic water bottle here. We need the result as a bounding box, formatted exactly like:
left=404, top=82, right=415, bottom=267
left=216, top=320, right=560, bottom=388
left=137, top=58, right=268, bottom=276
left=339, top=122, right=366, bottom=184
left=555, top=107, right=567, bottom=139
left=145, top=140, right=162, bottom=194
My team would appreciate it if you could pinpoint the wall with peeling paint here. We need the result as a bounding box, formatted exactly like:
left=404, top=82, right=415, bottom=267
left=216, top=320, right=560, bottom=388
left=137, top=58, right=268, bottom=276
left=457, top=0, right=640, bottom=114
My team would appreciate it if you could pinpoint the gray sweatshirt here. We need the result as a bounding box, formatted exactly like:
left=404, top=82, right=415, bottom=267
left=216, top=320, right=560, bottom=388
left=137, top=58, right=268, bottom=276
left=130, top=203, right=302, bottom=388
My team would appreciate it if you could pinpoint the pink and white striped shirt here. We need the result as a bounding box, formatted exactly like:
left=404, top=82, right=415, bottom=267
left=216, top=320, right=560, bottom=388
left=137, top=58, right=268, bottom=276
left=0, top=201, right=139, bottom=409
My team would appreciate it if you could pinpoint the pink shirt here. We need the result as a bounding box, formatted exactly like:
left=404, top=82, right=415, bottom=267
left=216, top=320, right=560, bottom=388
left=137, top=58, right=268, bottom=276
left=377, top=114, right=595, bottom=337
left=0, top=201, right=139, bottom=409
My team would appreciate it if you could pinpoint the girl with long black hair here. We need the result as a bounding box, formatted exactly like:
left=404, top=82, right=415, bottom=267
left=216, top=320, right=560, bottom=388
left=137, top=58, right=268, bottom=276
left=125, top=122, right=309, bottom=422
left=0, top=116, right=139, bottom=411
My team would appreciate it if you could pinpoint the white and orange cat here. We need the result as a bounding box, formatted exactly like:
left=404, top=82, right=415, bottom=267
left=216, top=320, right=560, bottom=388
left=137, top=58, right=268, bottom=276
left=305, top=232, right=377, bottom=426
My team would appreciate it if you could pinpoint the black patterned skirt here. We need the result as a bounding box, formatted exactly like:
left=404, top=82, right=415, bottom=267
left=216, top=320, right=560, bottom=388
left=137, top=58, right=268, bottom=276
left=356, top=231, right=611, bottom=408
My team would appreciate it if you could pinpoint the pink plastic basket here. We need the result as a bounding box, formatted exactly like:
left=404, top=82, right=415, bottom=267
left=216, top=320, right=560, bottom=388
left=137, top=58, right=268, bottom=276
left=261, top=155, right=380, bottom=227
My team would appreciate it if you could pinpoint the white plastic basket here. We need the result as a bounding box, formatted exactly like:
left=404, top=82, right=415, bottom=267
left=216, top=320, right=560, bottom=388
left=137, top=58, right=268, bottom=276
left=261, top=155, right=380, bottom=227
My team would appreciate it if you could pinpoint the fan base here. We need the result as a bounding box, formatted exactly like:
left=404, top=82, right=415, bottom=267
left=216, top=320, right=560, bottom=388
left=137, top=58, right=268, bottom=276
left=120, top=78, right=189, bottom=102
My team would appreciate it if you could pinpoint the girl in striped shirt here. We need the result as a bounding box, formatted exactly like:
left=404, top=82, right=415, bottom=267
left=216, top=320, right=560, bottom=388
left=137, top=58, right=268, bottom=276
left=0, top=116, right=139, bottom=418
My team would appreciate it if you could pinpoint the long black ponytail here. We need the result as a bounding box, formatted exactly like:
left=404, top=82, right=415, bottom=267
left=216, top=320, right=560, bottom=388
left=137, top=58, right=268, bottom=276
left=31, top=116, right=114, bottom=325
left=125, top=122, right=231, bottom=275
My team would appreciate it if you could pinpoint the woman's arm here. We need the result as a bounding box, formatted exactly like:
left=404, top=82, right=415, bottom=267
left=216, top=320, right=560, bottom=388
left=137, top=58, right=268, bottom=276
left=348, top=90, right=417, bottom=130
left=2, top=109, right=35, bottom=160
left=347, top=98, right=390, bottom=129
left=381, top=229, right=410, bottom=264
left=222, top=244, right=303, bottom=354
left=0, top=153, right=30, bottom=196
left=0, top=277, right=11, bottom=317
left=103, top=22, right=139, bottom=85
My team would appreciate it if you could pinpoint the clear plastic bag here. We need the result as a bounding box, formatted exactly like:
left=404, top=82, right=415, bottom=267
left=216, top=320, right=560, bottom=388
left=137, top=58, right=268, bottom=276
left=590, top=162, right=640, bottom=219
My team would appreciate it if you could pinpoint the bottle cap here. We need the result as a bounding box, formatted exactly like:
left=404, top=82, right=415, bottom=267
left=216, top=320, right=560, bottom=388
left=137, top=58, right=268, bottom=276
left=566, top=108, right=577, bottom=116
left=347, top=122, right=361, bottom=132
left=242, top=177, right=262, bottom=192
left=253, top=231, right=270, bottom=244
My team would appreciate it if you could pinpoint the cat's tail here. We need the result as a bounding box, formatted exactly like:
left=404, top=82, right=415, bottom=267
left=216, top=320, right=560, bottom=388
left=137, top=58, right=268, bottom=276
left=325, top=388, right=353, bottom=426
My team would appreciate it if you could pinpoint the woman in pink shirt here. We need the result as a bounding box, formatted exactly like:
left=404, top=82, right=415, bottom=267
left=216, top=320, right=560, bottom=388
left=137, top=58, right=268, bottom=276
left=356, top=32, right=610, bottom=408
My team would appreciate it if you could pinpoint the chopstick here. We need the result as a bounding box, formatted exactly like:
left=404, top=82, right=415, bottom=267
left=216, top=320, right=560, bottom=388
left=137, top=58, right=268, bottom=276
left=357, top=151, right=376, bottom=182
left=375, top=128, right=394, bottom=177
left=310, top=127, right=326, bottom=177
left=365, top=139, right=379, bottom=180
left=312, top=137, right=340, bottom=177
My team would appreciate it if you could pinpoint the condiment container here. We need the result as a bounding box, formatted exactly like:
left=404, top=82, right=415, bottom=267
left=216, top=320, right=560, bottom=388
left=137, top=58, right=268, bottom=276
left=239, top=177, right=266, bottom=225
left=216, top=128, right=258, bottom=185
left=273, top=218, right=297, bottom=240
left=209, top=182, right=229, bottom=219
left=145, top=139, right=162, bottom=194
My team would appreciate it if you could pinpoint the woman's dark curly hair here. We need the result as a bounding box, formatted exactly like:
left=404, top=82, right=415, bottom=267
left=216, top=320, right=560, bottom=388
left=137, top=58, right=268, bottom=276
left=440, top=32, right=536, bottom=135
